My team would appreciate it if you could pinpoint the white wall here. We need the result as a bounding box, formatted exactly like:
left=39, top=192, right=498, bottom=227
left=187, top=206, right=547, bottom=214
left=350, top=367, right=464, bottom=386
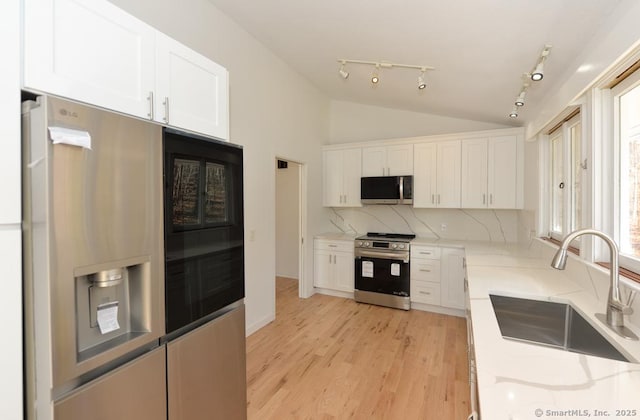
left=330, top=100, right=512, bottom=144
left=276, top=161, right=300, bottom=279
left=108, top=0, right=332, bottom=334
left=0, top=0, right=23, bottom=417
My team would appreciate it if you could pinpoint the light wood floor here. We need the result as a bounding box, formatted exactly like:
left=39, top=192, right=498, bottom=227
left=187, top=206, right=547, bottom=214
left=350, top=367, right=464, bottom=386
left=246, top=277, right=470, bottom=419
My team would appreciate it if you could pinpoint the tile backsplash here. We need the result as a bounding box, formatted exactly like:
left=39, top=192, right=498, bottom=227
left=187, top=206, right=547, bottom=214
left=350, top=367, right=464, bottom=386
left=327, top=206, right=522, bottom=242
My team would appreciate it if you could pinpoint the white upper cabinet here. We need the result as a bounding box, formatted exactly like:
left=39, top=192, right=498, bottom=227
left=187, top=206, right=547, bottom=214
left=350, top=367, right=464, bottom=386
left=362, top=144, right=413, bottom=176
left=323, top=148, right=362, bottom=207
left=23, top=0, right=156, bottom=120
left=155, top=34, right=229, bottom=140
left=413, top=141, right=461, bottom=208
left=23, top=0, right=230, bottom=140
left=461, top=135, right=521, bottom=209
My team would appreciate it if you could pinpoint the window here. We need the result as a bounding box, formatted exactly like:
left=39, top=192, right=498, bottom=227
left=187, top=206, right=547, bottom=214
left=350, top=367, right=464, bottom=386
left=613, top=70, right=640, bottom=271
left=546, top=113, right=583, bottom=244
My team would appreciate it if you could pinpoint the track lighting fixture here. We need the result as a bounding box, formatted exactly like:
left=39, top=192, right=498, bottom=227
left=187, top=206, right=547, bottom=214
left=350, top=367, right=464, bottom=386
left=514, top=89, right=527, bottom=107
left=417, top=69, right=427, bottom=90
left=509, top=107, right=518, bottom=118
left=336, top=59, right=434, bottom=90
left=338, top=61, right=349, bottom=79
left=371, top=64, right=380, bottom=84
left=530, top=45, right=552, bottom=82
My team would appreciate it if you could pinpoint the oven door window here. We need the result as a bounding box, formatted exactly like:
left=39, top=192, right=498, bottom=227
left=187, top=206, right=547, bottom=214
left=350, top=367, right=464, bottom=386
left=204, top=162, right=228, bottom=224
left=172, top=158, right=202, bottom=226
left=355, top=257, right=410, bottom=296
left=171, top=157, right=233, bottom=230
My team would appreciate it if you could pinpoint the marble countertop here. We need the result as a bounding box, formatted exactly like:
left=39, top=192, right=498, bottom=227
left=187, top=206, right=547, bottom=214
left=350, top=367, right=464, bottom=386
left=314, top=232, right=358, bottom=241
left=465, top=242, right=640, bottom=420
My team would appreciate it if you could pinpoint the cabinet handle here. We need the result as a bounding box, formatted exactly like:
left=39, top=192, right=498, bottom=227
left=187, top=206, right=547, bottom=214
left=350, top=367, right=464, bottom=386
left=438, top=194, right=441, bottom=204
left=147, top=91, right=154, bottom=120
left=489, top=193, right=493, bottom=205
left=329, top=255, right=332, bottom=264
left=328, top=245, right=337, bottom=248
left=482, top=193, right=486, bottom=205
left=163, top=97, right=170, bottom=123
left=431, top=194, right=435, bottom=204
left=420, top=269, right=431, bottom=272
left=419, top=291, right=432, bottom=295
left=420, top=251, right=432, bottom=255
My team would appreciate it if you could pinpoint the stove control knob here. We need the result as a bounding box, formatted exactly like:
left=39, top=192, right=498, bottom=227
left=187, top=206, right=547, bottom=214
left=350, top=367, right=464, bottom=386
left=364, top=241, right=370, bottom=247
left=357, top=241, right=364, bottom=247
left=391, top=243, right=398, bottom=249
left=398, top=244, right=405, bottom=249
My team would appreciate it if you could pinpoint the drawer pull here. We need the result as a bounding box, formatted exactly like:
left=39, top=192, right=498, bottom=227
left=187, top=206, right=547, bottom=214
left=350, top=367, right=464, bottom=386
left=420, top=252, right=432, bottom=255
left=420, top=269, right=431, bottom=272
left=328, top=245, right=337, bottom=248
left=419, top=291, right=431, bottom=295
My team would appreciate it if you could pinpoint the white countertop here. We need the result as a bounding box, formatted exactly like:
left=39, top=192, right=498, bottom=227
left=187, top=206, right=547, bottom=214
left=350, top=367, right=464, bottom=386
left=465, top=241, right=640, bottom=420
left=314, top=232, right=358, bottom=241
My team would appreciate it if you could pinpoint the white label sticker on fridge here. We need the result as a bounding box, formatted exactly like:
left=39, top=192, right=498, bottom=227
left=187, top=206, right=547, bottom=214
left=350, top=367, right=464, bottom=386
left=48, top=126, right=92, bottom=149
left=97, top=301, right=120, bottom=335
left=362, top=261, right=374, bottom=278
left=391, top=263, right=400, bottom=276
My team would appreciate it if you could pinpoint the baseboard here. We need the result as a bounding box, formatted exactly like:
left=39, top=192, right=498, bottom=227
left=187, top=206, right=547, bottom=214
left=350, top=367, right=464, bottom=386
left=410, top=302, right=465, bottom=317
left=245, top=313, right=275, bottom=337
left=313, top=287, right=354, bottom=300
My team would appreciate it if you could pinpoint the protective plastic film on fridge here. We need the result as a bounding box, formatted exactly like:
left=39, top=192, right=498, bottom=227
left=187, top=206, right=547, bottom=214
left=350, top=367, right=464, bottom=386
left=22, top=95, right=166, bottom=420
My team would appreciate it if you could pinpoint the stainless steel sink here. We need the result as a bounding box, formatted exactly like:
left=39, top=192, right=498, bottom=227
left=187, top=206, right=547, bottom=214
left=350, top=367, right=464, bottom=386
left=489, top=294, right=632, bottom=362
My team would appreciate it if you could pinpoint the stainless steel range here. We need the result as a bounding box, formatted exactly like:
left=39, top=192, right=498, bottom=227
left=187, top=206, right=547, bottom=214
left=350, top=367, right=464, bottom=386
left=354, top=232, right=416, bottom=310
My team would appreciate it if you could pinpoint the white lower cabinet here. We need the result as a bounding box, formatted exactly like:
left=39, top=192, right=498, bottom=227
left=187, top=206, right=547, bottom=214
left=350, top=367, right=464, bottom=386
left=410, top=245, right=466, bottom=313
left=440, top=248, right=466, bottom=310
left=314, top=239, right=354, bottom=294
left=410, top=246, right=441, bottom=305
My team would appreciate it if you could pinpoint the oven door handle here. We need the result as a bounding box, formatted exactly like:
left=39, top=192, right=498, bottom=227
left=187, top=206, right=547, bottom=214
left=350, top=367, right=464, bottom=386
left=355, top=250, right=409, bottom=263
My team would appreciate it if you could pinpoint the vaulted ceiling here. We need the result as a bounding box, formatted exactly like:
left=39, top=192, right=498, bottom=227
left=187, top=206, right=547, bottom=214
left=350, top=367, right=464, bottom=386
left=208, top=0, right=621, bottom=126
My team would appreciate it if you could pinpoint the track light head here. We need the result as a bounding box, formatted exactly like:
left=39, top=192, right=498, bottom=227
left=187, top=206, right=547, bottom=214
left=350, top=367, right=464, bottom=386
left=338, top=61, right=349, bottom=79
left=371, top=64, right=380, bottom=84
left=515, top=91, right=527, bottom=107
left=509, top=107, right=518, bottom=118
left=417, top=69, right=426, bottom=90
left=531, top=62, right=544, bottom=81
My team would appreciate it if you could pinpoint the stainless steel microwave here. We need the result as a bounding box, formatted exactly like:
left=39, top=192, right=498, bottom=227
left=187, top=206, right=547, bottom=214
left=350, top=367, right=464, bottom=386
left=361, top=176, right=413, bottom=205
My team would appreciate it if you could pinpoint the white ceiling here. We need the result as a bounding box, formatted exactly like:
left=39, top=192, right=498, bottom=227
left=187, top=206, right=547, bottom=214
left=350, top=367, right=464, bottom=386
left=208, top=0, right=621, bottom=126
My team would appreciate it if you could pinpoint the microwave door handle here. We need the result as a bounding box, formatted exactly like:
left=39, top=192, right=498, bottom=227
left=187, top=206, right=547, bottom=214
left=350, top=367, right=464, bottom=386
left=399, top=176, right=404, bottom=202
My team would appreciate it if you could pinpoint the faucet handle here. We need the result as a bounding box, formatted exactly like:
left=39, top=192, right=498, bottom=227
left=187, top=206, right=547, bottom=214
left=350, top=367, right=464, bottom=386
left=609, top=300, right=633, bottom=315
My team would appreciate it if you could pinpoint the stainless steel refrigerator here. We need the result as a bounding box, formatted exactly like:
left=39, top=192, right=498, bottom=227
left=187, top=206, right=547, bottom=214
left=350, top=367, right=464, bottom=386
left=22, top=95, right=166, bottom=420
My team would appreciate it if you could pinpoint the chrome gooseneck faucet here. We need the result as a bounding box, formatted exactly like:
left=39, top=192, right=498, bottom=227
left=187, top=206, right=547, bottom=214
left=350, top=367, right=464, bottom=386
left=551, top=228, right=638, bottom=340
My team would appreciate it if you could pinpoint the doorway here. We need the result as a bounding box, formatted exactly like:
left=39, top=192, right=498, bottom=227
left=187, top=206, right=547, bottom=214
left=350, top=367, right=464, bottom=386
left=275, top=158, right=305, bottom=303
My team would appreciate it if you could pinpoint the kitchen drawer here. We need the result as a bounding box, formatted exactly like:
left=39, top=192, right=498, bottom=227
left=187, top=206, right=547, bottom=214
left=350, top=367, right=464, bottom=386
left=411, top=282, right=441, bottom=305
left=410, top=259, right=441, bottom=282
left=411, top=246, right=441, bottom=259
left=314, top=239, right=353, bottom=253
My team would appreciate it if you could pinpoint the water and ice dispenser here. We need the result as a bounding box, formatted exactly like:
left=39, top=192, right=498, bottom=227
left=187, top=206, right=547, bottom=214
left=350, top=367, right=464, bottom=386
left=75, top=258, right=152, bottom=362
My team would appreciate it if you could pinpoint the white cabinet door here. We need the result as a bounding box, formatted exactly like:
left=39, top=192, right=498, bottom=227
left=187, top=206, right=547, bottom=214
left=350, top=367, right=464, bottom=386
left=488, top=136, right=518, bottom=208
left=313, top=249, right=333, bottom=288
left=23, top=0, right=156, bottom=119
left=362, top=145, right=413, bottom=176
left=414, top=141, right=460, bottom=208
left=334, top=252, right=355, bottom=292
left=362, top=146, right=387, bottom=176
left=156, top=33, right=229, bottom=140
left=461, top=139, right=489, bottom=208
left=386, top=144, right=413, bottom=175
left=323, top=150, right=344, bottom=207
left=413, top=143, right=438, bottom=208
left=436, top=141, right=461, bottom=208
left=441, top=248, right=466, bottom=310
left=322, top=148, right=362, bottom=207
left=342, top=148, right=362, bottom=206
